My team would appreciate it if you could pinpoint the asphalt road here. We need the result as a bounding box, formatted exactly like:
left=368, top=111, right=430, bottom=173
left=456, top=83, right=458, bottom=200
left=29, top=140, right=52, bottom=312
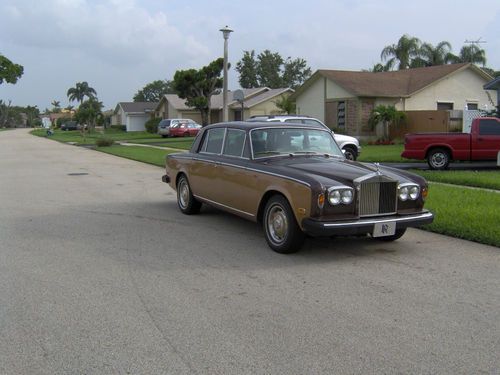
left=1, top=129, right=499, bottom=375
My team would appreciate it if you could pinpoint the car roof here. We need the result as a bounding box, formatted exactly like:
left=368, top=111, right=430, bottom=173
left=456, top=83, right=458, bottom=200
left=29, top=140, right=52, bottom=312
left=202, top=121, right=326, bottom=131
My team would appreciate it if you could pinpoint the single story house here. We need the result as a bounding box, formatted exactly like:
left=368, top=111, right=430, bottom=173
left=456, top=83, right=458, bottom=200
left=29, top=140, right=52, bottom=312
left=155, top=87, right=293, bottom=124
left=112, top=102, right=158, bottom=132
left=292, top=63, right=496, bottom=136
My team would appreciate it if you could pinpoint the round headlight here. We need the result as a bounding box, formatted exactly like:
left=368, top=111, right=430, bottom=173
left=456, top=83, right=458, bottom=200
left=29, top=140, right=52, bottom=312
left=329, top=190, right=341, bottom=205
left=409, top=186, right=420, bottom=200
left=399, top=186, right=409, bottom=201
left=341, top=189, right=353, bottom=204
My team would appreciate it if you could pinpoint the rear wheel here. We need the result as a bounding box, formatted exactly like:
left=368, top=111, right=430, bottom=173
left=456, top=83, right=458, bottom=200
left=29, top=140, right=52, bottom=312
left=427, top=148, right=450, bottom=170
left=177, top=175, right=201, bottom=215
left=263, top=195, right=305, bottom=253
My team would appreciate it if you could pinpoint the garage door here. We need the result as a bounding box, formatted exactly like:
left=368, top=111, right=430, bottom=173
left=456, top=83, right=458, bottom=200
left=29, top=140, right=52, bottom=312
left=127, top=115, right=147, bottom=132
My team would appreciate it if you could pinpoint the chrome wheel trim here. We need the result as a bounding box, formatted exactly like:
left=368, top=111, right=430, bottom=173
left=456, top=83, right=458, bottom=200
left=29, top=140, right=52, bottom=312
left=431, top=152, right=447, bottom=168
left=178, top=179, right=189, bottom=209
left=267, top=204, right=288, bottom=244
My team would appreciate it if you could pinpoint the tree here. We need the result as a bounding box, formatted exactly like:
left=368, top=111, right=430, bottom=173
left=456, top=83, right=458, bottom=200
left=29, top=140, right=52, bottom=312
left=282, top=57, right=312, bottom=89
left=236, top=49, right=312, bottom=89
left=51, top=100, right=61, bottom=113
left=67, top=81, right=97, bottom=105
left=235, top=50, right=259, bottom=88
left=381, top=34, right=422, bottom=70
left=450, top=44, right=487, bottom=66
left=173, top=58, right=224, bottom=126
left=0, top=54, right=24, bottom=85
left=368, top=105, right=406, bottom=140
left=413, top=41, right=454, bottom=67
left=133, top=79, right=175, bottom=102
left=273, top=96, right=296, bottom=114
left=74, top=98, right=103, bottom=132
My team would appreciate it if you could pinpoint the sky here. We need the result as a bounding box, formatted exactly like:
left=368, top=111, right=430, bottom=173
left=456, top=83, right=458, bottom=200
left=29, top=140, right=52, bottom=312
left=1, top=0, right=499, bottom=111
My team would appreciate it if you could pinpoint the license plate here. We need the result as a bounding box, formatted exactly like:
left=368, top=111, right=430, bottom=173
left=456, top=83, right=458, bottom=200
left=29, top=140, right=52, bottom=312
left=373, top=222, right=396, bottom=237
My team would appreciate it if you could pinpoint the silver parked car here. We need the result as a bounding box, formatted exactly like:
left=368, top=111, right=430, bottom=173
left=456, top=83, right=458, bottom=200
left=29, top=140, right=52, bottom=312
left=157, top=118, right=199, bottom=138
left=247, top=115, right=361, bottom=160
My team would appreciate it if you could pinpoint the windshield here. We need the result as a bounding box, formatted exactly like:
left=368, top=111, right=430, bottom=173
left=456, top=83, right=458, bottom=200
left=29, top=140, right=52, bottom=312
left=250, top=127, right=344, bottom=159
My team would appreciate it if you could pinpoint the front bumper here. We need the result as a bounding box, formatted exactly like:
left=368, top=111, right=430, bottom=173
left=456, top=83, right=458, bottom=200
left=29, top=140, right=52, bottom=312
left=302, top=211, right=434, bottom=237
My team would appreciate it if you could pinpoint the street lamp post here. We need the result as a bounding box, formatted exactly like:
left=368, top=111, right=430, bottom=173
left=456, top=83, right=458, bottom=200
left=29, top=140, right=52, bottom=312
left=220, top=26, right=233, bottom=122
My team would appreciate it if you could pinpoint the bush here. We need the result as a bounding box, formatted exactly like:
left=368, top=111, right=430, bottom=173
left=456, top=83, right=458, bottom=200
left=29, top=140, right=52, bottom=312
left=145, top=117, right=161, bottom=134
left=95, top=137, right=114, bottom=147
left=110, top=124, right=126, bottom=131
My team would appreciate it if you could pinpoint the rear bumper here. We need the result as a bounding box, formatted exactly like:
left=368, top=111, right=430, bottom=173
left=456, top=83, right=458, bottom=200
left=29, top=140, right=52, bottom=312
left=302, top=211, right=434, bottom=237
left=161, top=174, right=170, bottom=184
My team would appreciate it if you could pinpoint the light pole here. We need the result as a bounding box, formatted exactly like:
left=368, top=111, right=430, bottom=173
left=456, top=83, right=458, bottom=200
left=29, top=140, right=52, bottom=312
left=220, top=25, right=233, bottom=122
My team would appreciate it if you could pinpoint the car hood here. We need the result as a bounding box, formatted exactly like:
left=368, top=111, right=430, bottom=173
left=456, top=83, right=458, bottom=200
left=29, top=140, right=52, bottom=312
left=264, top=156, right=416, bottom=186
left=332, top=133, right=359, bottom=146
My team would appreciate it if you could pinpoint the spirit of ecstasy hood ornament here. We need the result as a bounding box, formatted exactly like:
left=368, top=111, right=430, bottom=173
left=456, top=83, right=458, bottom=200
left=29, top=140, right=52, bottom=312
left=374, top=162, right=382, bottom=175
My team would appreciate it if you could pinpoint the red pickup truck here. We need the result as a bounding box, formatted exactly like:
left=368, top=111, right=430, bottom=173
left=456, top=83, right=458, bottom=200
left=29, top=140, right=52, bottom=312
left=401, top=117, right=500, bottom=169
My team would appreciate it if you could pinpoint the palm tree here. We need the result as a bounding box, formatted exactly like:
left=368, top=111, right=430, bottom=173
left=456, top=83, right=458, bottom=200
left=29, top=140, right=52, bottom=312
left=67, top=81, right=97, bottom=105
left=368, top=105, right=406, bottom=140
left=450, top=45, right=487, bottom=66
left=416, top=41, right=454, bottom=67
left=381, top=34, right=421, bottom=70
left=51, top=100, right=61, bottom=113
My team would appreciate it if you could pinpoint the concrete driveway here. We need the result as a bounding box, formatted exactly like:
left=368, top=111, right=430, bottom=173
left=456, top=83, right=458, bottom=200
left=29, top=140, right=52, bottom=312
left=1, top=129, right=499, bottom=374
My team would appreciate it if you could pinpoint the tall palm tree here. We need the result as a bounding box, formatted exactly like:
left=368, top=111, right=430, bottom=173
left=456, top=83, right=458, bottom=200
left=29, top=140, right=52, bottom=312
left=67, top=81, right=97, bottom=105
left=416, top=41, right=454, bottom=67
left=451, top=45, right=487, bottom=66
left=51, top=100, right=61, bottom=113
left=381, top=34, right=421, bottom=70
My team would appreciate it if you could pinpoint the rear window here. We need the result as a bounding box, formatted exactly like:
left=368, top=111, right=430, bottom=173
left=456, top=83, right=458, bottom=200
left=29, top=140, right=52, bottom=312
left=478, top=119, right=500, bottom=135
left=201, top=128, right=225, bottom=154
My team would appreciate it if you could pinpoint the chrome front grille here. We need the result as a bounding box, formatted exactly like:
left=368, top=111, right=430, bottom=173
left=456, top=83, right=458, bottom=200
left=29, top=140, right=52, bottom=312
left=358, top=180, right=397, bottom=217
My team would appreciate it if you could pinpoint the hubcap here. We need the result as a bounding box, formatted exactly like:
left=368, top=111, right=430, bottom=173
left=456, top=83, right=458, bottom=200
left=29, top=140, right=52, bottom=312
left=267, top=204, right=288, bottom=244
left=431, top=152, right=447, bottom=168
left=178, top=179, right=189, bottom=208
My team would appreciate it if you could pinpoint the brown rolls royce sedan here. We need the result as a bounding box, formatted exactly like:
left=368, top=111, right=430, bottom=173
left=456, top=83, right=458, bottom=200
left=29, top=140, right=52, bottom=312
left=162, top=122, right=434, bottom=253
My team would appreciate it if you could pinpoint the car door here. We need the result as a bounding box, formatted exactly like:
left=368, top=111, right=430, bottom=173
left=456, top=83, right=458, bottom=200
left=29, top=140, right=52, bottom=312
left=471, top=118, right=500, bottom=160
left=188, top=127, right=225, bottom=201
left=207, top=128, right=260, bottom=218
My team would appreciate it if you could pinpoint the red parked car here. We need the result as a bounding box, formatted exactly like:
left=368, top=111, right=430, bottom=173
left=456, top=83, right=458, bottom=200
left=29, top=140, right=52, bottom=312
left=402, top=117, right=500, bottom=169
left=169, top=121, right=202, bottom=137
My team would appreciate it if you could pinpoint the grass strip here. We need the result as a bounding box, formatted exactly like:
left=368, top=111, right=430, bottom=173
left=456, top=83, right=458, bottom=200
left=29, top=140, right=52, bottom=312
left=95, top=145, right=179, bottom=167
left=412, top=170, right=500, bottom=191
left=423, top=183, right=500, bottom=247
left=31, top=129, right=163, bottom=144
left=357, top=144, right=418, bottom=163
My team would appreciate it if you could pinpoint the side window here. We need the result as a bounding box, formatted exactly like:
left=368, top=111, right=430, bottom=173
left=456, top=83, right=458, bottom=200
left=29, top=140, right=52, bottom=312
left=201, top=128, right=225, bottom=154
left=223, top=129, right=246, bottom=157
left=478, top=119, right=500, bottom=135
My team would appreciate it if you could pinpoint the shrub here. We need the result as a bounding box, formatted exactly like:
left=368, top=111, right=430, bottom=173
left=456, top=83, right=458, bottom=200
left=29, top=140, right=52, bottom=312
left=95, top=137, right=114, bottom=147
left=145, top=117, right=161, bottom=134
left=110, top=124, right=126, bottom=131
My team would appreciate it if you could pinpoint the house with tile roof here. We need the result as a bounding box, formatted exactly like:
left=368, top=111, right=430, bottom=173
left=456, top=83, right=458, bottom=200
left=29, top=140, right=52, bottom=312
left=155, top=87, right=293, bottom=124
left=112, top=102, right=158, bottom=131
left=292, top=63, right=496, bottom=137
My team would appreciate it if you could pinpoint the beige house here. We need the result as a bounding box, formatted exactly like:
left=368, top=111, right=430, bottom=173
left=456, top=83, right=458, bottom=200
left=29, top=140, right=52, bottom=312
left=292, top=63, right=496, bottom=136
left=112, top=102, right=157, bottom=131
left=155, top=87, right=293, bottom=124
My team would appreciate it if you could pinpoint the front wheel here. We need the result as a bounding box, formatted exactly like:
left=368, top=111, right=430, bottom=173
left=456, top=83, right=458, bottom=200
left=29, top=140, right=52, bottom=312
left=263, top=195, right=305, bottom=253
left=427, top=148, right=450, bottom=170
left=177, top=175, right=201, bottom=215
left=343, top=146, right=357, bottom=161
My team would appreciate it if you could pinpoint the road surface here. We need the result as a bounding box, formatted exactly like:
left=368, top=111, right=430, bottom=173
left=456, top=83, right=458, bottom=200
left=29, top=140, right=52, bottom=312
left=1, top=129, right=498, bottom=374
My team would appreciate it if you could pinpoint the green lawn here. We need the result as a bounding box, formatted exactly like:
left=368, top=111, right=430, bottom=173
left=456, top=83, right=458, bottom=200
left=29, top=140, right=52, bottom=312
left=95, top=145, right=179, bottom=167
left=357, top=144, right=416, bottom=163
left=31, top=128, right=163, bottom=144
left=413, top=170, right=500, bottom=191
left=423, top=183, right=500, bottom=247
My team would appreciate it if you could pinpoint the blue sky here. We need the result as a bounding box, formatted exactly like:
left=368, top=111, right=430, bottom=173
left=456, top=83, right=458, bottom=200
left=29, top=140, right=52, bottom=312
left=1, top=0, right=499, bottom=111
